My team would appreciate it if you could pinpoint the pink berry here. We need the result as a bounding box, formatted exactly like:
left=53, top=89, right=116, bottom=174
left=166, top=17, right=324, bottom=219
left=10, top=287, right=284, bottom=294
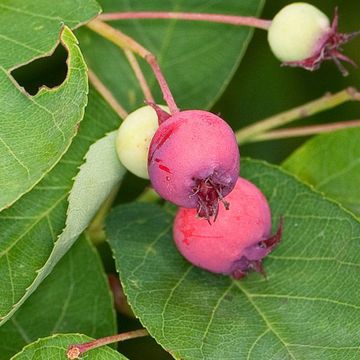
left=173, top=177, right=282, bottom=279
left=148, top=109, right=240, bottom=221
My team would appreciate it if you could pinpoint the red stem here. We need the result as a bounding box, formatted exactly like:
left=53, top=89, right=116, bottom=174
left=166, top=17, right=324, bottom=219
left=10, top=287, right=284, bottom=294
left=98, top=12, right=272, bottom=30
left=87, top=20, right=179, bottom=114
left=124, top=49, right=154, bottom=103
left=67, top=329, right=149, bottom=359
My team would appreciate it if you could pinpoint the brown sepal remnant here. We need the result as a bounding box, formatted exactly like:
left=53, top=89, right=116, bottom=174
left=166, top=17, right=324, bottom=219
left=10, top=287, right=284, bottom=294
left=193, top=176, right=230, bottom=224
left=283, top=8, right=360, bottom=76
left=231, top=217, right=284, bottom=280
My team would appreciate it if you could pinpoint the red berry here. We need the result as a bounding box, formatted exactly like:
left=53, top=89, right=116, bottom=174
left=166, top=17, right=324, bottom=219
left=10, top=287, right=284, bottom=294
left=148, top=110, right=239, bottom=222
left=173, top=177, right=282, bottom=279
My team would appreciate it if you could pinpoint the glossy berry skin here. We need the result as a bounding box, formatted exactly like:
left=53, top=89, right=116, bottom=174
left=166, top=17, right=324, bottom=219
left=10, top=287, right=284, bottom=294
left=115, top=105, right=168, bottom=179
left=268, top=3, right=360, bottom=74
left=173, top=177, right=282, bottom=278
left=148, top=110, right=239, bottom=221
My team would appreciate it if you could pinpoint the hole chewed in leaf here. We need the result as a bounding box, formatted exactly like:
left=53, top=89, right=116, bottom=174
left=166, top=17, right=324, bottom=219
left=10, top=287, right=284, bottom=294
left=11, top=43, right=68, bottom=96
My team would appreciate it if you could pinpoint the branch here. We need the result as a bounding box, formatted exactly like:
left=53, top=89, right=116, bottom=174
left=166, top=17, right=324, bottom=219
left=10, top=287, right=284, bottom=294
left=98, top=12, right=271, bottom=30
left=67, top=329, right=149, bottom=359
left=249, top=120, right=360, bottom=142
left=87, top=20, right=179, bottom=114
left=236, top=87, right=360, bottom=144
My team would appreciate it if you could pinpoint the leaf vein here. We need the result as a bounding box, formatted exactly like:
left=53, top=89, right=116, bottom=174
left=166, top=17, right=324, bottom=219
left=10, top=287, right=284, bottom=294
left=199, top=283, right=235, bottom=359
left=247, top=328, right=270, bottom=360
left=0, top=192, right=67, bottom=257
left=234, top=282, right=296, bottom=360
left=0, top=135, right=30, bottom=176
left=10, top=316, right=32, bottom=343
left=250, top=293, right=360, bottom=310
left=51, top=249, right=75, bottom=333
left=269, top=255, right=360, bottom=268
left=129, top=222, right=172, bottom=280
left=0, top=33, right=43, bottom=55
left=160, top=265, right=193, bottom=339
left=6, top=253, right=15, bottom=304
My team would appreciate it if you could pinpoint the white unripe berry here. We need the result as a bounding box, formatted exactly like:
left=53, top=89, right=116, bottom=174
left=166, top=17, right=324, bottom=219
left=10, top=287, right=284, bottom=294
left=268, top=3, right=330, bottom=62
left=116, top=105, right=169, bottom=179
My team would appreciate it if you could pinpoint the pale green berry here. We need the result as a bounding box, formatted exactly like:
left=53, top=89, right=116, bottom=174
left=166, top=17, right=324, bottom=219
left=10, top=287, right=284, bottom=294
left=268, top=3, right=330, bottom=62
left=116, top=105, right=169, bottom=179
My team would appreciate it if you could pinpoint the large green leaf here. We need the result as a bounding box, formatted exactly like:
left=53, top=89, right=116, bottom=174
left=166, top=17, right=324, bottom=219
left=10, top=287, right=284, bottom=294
left=0, top=27, right=90, bottom=211
left=0, top=236, right=116, bottom=360
left=0, top=88, right=122, bottom=325
left=0, top=0, right=100, bottom=69
left=77, top=0, right=264, bottom=111
left=11, top=334, right=128, bottom=360
left=107, top=159, right=360, bottom=360
left=283, top=127, right=360, bottom=217
left=0, top=0, right=100, bottom=210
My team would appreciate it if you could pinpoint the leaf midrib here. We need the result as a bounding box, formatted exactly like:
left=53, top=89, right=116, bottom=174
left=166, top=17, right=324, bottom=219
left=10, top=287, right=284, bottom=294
left=234, top=281, right=296, bottom=360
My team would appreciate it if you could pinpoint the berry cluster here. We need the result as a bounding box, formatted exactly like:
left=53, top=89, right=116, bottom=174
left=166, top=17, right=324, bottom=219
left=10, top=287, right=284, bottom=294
left=116, top=103, right=281, bottom=279
left=115, top=2, right=359, bottom=279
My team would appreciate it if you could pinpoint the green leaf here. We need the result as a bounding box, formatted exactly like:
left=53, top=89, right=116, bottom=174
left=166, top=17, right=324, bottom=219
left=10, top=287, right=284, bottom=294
left=0, top=27, right=90, bottom=211
left=107, top=159, right=360, bottom=360
left=283, top=128, right=360, bottom=217
left=0, top=236, right=116, bottom=360
left=11, top=334, right=128, bottom=360
left=0, top=0, right=100, bottom=210
left=77, top=0, right=264, bottom=111
left=0, top=0, right=100, bottom=69
left=0, top=88, right=122, bottom=325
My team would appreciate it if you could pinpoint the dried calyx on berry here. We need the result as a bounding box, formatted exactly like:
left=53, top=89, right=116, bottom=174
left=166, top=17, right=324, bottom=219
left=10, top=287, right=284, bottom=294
left=268, top=3, right=360, bottom=75
left=147, top=103, right=240, bottom=223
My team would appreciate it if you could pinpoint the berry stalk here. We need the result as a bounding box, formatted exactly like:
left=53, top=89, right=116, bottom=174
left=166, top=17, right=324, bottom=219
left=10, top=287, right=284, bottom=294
left=124, top=49, right=154, bottom=103
left=236, top=87, right=360, bottom=144
left=66, top=329, right=149, bottom=359
left=88, top=68, right=128, bottom=119
left=98, top=11, right=272, bottom=30
left=87, top=20, right=179, bottom=114
left=247, top=120, right=360, bottom=142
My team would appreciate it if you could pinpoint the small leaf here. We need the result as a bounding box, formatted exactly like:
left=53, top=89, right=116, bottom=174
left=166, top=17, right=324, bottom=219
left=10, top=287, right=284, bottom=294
left=0, top=27, right=88, bottom=211
left=0, top=236, right=116, bottom=360
left=0, top=89, right=121, bottom=325
left=77, top=0, right=264, bottom=110
left=11, top=334, right=128, bottom=360
left=283, top=127, right=360, bottom=216
left=107, top=159, right=360, bottom=360
left=60, top=129, right=125, bottom=243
